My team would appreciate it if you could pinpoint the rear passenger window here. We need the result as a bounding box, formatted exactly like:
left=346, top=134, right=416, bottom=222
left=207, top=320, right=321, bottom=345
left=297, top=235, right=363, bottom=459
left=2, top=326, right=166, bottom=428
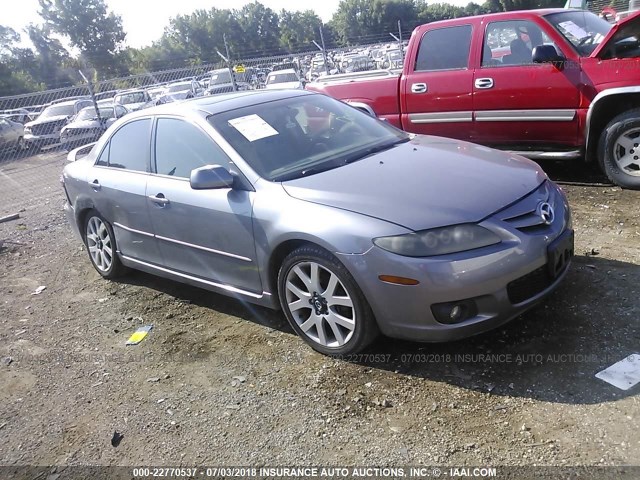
left=97, top=119, right=151, bottom=171
left=415, top=25, right=472, bottom=71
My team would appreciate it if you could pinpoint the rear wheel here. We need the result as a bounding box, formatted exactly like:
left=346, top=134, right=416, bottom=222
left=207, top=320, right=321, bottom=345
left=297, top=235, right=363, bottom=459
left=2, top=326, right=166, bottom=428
left=83, top=210, right=126, bottom=279
left=277, top=245, right=379, bottom=356
left=598, top=109, right=640, bottom=189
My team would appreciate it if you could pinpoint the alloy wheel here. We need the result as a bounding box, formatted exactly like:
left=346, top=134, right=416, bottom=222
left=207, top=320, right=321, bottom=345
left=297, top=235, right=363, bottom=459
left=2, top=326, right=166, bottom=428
left=284, top=261, right=356, bottom=348
left=86, top=216, right=113, bottom=273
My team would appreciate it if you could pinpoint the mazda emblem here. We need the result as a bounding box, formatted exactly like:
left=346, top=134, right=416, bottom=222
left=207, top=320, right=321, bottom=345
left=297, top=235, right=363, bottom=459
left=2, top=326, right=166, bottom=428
left=537, top=202, right=555, bottom=225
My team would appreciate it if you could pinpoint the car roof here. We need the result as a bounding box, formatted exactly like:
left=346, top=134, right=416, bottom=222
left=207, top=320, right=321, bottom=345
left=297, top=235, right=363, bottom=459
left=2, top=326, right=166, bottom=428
left=124, top=90, right=313, bottom=119
left=47, top=99, right=89, bottom=107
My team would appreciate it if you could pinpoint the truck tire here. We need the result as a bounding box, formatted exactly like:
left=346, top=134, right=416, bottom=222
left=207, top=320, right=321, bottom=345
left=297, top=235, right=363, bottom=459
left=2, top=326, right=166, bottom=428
left=598, top=109, right=640, bottom=189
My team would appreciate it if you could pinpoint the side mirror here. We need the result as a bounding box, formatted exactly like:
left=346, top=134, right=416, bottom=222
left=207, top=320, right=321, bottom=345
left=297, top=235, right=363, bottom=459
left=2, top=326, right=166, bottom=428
left=532, top=45, right=565, bottom=69
left=190, top=165, right=234, bottom=190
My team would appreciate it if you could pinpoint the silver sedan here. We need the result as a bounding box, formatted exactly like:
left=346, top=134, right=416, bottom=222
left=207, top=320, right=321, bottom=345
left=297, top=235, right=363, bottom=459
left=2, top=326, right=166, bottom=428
left=62, top=90, right=574, bottom=355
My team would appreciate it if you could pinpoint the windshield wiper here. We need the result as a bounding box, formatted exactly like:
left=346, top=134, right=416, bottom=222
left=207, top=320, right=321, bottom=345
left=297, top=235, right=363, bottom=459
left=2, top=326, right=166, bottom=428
left=342, top=137, right=410, bottom=165
left=273, top=162, right=341, bottom=182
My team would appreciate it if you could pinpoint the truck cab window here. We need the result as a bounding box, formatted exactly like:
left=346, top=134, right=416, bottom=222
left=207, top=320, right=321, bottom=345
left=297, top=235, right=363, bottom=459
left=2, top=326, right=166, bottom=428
left=415, top=25, right=472, bottom=71
left=483, top=20, right=561, bottom=67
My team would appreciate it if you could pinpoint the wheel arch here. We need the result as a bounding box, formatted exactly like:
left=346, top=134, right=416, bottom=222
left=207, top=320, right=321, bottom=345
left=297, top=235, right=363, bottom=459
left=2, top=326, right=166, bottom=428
left=345, top=101, right=377, bottom=117
left=586, top=88, right=640, bottom=162
left=266, top=238, right=331, bottom=308
left=74, top=198, right=97, bottom=240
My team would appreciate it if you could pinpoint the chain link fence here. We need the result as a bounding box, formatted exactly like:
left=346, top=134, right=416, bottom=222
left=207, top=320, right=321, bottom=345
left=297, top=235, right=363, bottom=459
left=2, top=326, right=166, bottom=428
left=0, top=39, right=409, bottom=169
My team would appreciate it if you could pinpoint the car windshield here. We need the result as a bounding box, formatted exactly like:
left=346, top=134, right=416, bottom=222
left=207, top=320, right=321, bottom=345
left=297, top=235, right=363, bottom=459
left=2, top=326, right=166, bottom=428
left=209, top=94, right=409, bottom=182
left=76, top=107, right=115, bottom=121
left=166, top=83, right=191, bottom=92
left=40, top=104, right=75, bottom=118
left=115, top=92, right=146, bottom=104
left=267, top=73, right=299, bottom=84
left=546, top=11, right=613, bottom=56
left=210, top=71, right=231, bottom=85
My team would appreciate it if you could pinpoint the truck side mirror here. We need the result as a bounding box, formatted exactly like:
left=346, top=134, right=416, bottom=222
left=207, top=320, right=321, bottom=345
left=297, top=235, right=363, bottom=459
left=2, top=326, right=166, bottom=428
left=532, top=45, right=565, bottom=70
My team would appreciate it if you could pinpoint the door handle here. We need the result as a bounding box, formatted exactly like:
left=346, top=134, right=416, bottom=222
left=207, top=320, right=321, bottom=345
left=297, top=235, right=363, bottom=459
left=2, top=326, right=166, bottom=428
left=475, top=78, right=494, bottom=89
left=90, top=179, right=101, bottom=190
left=148, top=194, right=170, bottom=206
left=411, top=83, right=428, bottom=94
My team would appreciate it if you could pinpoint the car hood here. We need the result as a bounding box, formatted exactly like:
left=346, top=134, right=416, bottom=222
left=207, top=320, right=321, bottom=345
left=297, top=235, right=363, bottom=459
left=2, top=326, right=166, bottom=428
left=591, top=11, right=640, bottom=58
left=25, top=115, right=69, bottom=127
left=123, top=102, right=145, bottom=111
left=282, top=136, right=547, bottom=231
left=265, top=82, right=302, bottom=90
left=64, top=119, right=102, bottom=129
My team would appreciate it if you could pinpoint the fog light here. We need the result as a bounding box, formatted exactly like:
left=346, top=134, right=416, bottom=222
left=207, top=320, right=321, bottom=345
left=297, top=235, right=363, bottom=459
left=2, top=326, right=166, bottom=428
left=431, top=299, right=478, bottom=324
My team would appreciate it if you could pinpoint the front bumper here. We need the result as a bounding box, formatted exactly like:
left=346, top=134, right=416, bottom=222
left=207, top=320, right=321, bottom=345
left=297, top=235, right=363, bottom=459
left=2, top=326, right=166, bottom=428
left=25, top=133, right=60, bottom=146
left=338, top=181, right=573, bottom=342
left=61, top=132, right=100, bottom=147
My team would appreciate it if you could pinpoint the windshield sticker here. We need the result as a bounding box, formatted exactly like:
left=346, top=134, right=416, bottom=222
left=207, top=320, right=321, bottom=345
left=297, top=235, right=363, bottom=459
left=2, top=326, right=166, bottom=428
left=228, top=114, right=279, bottom=142
left=558, top=21, right=589, bottom=40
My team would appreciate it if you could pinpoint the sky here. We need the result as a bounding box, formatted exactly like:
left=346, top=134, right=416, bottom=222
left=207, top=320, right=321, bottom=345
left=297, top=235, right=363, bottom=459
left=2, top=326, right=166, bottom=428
left=4, top=0, right=469, bottom=49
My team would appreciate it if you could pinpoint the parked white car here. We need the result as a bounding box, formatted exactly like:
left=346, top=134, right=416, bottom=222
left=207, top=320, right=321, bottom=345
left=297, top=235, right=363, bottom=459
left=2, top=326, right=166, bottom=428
left=264, top=69, right=304, bottom=90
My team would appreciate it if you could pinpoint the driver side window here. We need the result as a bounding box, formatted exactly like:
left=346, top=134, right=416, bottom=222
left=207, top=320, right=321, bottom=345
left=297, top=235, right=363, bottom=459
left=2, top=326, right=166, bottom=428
left=482, top=20, right=561, bottom=68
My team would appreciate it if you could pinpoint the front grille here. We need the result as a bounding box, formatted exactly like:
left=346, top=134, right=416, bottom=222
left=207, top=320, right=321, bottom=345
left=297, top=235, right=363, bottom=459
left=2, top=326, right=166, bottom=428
left=507, top=265, right=555, bottom=304
left=31, top=121, right=65, bottom=136
left=67, top=127, right=100, bottom=135
left=498, top=181, right=557, bottom=234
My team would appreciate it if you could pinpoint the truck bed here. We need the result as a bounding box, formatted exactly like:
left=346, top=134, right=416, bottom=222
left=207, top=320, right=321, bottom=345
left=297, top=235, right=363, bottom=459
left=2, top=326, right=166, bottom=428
left=306, top=69, right=402, bottom=128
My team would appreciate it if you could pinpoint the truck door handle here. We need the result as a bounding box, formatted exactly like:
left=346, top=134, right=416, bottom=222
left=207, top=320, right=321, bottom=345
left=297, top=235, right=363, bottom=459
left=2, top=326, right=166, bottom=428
left=411, top=83, right=428, bottom=94
left=148, top=193, right=170, bottom=206
left=90, top=179, right=101, bottom=191
left=475, top=78, right=494, bottom=89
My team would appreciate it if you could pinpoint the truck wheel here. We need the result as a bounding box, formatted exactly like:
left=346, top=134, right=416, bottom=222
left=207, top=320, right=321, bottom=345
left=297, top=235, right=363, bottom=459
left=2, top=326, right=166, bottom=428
left=598, top=109, right=640, bottom=189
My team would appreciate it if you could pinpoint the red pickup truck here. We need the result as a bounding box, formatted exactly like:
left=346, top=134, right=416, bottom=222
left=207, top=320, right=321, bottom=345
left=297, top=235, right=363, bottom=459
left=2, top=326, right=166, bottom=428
left=306, top=9, right=640, bottom=189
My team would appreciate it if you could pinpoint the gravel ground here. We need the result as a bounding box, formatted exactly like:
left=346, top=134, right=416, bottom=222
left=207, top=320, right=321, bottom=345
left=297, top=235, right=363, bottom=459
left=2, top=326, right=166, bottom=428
left=0, top=149, right=639, bottom=478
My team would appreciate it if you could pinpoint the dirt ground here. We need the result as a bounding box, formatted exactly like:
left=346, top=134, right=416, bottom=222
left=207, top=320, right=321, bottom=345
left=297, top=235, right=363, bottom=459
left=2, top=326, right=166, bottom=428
left=0, top=148, right=639, bottom=476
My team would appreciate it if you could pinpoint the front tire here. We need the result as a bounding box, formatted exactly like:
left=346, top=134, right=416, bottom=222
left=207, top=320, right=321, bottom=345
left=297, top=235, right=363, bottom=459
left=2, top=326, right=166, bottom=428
left=83, top=210, right=126, bottom=279
left=15, top=137, right=27, bottom=152
left=277, top=245, right=379, bottom=356
left=598, top=109, right=640, bottom=189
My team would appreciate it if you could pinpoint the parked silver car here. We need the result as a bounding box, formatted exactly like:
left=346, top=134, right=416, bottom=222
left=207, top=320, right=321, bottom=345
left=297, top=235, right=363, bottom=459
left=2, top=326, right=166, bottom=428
left=62, top=90, right=573, bottom=355
left=24, top=98, right=94, bottom=149
left=60, top=104, right=130, bottom=150
left=0, top=116, right=28, bottom=155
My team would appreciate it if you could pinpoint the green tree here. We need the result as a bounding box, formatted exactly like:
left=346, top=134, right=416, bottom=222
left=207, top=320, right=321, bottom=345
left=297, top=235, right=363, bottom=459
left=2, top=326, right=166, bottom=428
left=235, top=2, right=281, bottom=56
left=279, top=10, right=322, bottom=52
left=161, top=8, right=244, bottom=65
left=38, top=0, right=126, bottom=78
left=331, top=0, right=417, bottom=45
left=25, top=24, right=76, bottom=88
left=0, top=26, right=43, bottom=95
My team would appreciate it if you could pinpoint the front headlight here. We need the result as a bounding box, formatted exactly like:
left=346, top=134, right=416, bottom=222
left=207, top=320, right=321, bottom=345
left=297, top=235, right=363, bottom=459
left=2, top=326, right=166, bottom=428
left=25, top=127, right=32, bottom=134
left=373, top=224, right=501, bottom=257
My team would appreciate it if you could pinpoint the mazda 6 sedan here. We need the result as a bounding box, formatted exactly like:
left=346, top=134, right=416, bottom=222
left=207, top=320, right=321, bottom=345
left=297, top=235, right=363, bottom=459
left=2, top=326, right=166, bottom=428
left=62, top=90, right=574, bottom=355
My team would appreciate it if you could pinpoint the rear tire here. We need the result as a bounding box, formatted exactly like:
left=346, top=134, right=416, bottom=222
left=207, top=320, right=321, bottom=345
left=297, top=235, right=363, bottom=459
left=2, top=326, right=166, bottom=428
left=83, top=209, right=127, bottom=279
left=277, top=245, right=379, bottom=356
left=598, top=109, right=640, bottom=189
